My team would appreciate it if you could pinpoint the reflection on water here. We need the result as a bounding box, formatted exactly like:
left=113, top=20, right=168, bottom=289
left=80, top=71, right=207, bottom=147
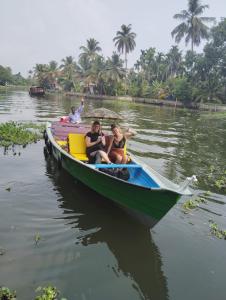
left=46, top=156, right=169, bottom=300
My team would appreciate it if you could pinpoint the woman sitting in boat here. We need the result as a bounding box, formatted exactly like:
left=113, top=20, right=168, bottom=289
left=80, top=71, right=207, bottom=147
left=85, top=120, right=112, bottom=164
left=107, top=124, right=135, bottom=164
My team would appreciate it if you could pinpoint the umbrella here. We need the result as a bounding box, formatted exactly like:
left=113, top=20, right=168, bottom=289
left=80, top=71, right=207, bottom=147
left=83, top=108, right=123, bottom=120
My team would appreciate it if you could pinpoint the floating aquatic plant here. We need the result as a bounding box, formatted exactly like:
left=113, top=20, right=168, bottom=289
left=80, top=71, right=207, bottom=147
left=34, top=233, right=41, bottom=245
left=0, top=285, right=67, bottom=300
left=0, top=122, right=44, bottom=148
left=203, top=164, right=226, bottom=194
left=209, top=220, right=226, bottom=240
left=35, top=286, right=66, bottom=300
left=0, top=287, right=16, bottom=300
left=182, top=195, right=207, bottom=212
left=182, top=199, right=198, bottom=211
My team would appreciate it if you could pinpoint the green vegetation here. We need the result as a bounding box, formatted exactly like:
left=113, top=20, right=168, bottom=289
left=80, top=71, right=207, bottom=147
left=0, top=286, right=66, bottom=300
left=25, top=1, right=226, bottom=105
left=34, top=233, right=41, bottom=245
left=209, top=220, right=226, bottom=239
left=113, top=24, right=136, bottom=70
left=35, top=286, right=66, bottom=300
left=0, top=66, right=27, bottom=87
left=182, top=194, right=207, bottom=211
left=205, top=165, right=226, bottom=194
left=0, top=122, right=44, bottom=147
left=2, top=0, right=226, bottom=104
left=171, top=0, right=215, bottom=52
left=0, top=287, right=16, bottom=300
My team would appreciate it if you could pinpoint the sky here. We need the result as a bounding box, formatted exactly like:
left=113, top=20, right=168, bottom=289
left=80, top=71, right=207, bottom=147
left=1, top=0, right=225, bottom=76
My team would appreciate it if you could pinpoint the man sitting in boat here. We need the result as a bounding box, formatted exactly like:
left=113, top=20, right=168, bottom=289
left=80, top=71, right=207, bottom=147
left=68, top=97, right=84, bottom=123
left=107, top=124, right=135, bottom=164
left=85, top=120, right=112, bottom=164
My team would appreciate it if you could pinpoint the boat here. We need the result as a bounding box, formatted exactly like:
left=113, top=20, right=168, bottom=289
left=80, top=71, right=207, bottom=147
left=44, top=121, right=195, bottom=225
left=29, top=86, right=45, bottom=96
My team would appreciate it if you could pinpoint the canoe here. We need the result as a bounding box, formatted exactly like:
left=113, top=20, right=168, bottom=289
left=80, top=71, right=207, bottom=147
left=29, top=86, right=45, bottom=96
left=44, top=121, right=194, bottom=225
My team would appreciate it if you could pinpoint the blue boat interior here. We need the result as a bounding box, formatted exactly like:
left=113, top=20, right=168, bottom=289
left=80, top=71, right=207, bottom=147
left=127, top=167, right=160, bottom=188
left=93, top=163, right=160, bottom=189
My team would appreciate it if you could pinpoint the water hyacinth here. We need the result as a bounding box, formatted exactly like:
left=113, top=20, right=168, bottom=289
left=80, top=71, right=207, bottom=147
left=0, top=287, right=16, bottom=300
left=209, top=220, right=226, bottom=240
left=0, top=122, right=44, bottom=148
left=35, top=286, right=66, bottom=300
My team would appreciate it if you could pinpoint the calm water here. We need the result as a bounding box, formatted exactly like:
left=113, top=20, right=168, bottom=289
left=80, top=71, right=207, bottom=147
left=0, top=90, right=226, bottom=300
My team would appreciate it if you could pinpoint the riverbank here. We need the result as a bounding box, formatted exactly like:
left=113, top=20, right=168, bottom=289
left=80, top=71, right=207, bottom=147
left=64, top=92, right=226, bottom=112
left=0, top=85, right=28, bottom=92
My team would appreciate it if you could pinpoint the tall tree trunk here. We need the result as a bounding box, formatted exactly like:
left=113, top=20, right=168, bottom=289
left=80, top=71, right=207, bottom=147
left=124, top=51, right=128, bottom=95
left=125, top=52, right=128, bottom=71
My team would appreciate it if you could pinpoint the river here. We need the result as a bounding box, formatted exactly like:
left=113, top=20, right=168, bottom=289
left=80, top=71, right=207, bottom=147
left=0, top=90, right=226, bottom=300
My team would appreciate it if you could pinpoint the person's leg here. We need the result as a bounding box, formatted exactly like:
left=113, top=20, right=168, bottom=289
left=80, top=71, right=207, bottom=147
left=114, top=153, right=123, bottom=164
left=95, top=151, right=102, bottom=164
left=89, top=151, right=98, bottom=164
left=121, top=154, right=128, bottom=164
left=98, top=150, right=111, bottom=164
left=111, top=149, right=125, bottom=164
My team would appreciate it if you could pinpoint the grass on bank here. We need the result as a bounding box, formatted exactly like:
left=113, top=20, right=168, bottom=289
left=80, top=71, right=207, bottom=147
left=0, top=122, right=44, bottom=147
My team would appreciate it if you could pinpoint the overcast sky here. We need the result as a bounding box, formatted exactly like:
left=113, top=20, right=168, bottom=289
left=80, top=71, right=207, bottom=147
left=1, top=0, right=225, bottom=76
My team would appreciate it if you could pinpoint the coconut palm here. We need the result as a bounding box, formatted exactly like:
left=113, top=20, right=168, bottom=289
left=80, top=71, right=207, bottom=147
left=102, top=52, right=125, bottom=82
left=60, top=56, right=81, bottom=91
left=113, top=24, right=136, bottom=70
left=171, top=0, right=215, bottom=52
left=33, top=64, right=50, bottom=87
left=79, top=38, right=102, bottom=62
left=166, top=46, right=183, bottom=77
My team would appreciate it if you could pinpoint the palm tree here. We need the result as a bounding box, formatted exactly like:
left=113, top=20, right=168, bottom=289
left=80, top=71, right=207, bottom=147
left=60, top=56, right=80, bottom=91
left=166, top=46, right=183, bottom=77
left=33, top=64, right=49, bottom=87
left=113, top=24, right=136, bottom=70
left=79, top=38, right=102, bottom=62
left=171, top=0, right=215, bottom=52
left=102, top=52, right=125, bottom=82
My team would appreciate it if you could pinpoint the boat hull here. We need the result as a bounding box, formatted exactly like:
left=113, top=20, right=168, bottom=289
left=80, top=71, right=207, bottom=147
left=29, top=86, right=45, bottom=96
left=49, top=140, right=180, bottom=224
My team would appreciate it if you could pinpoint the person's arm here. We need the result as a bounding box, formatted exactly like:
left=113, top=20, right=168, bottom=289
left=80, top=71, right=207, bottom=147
left=77, top=98, right=84, bottom=114
left=106, top=136, right=114, bottom=154
left=101, top=134, right=106, bottom=147
left=124, top=128, right=137, bottom=139
left=85, top=135, right=101, bottom=148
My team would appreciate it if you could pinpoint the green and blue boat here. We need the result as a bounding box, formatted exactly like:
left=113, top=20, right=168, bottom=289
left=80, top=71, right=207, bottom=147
left=45, top=121, right=195, bottom=225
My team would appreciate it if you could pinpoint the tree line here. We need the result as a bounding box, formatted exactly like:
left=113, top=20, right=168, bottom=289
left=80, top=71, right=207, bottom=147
left=1, top=0, right=226, bottom=104
left=0, top=66, right=27, bottom=86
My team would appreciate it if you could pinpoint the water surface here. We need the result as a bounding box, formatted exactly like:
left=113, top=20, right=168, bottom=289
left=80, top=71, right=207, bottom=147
left=0, top=91, right=226, bottom=300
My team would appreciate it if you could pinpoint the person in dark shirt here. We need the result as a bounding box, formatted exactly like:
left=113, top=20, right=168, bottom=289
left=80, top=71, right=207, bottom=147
left=107, top=124, right=135, bottom=164
left=85, top=120, right=111, bottom=164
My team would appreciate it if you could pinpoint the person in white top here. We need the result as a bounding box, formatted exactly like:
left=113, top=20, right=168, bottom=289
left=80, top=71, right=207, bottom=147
left=68, top=98, right=84, bottom=123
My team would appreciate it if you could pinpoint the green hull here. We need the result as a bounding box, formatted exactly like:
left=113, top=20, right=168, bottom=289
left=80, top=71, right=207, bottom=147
left=51, top=144, right=180, bottom=224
